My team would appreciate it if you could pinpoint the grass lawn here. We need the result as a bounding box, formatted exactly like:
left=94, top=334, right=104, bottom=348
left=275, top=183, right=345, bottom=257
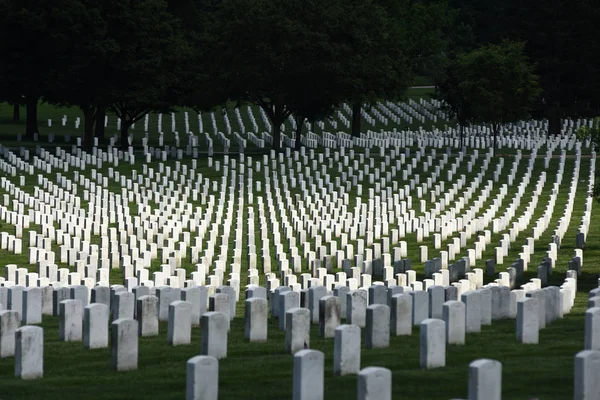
left=0, top=100, right=596, bottom=399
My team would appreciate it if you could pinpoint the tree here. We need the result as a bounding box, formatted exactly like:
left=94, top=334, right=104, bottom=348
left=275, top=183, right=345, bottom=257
left=43, top=0, right=116, bottom=151
left=576, top=118, right=600, bottom=151
left=336, top=0, right=455, bottom=137
left=518, top=1, right=600, bottom=135
left=435, top=60, right=474, bottom=148
left=0, top=0, right=64, bottom=138
left=334, top=0, right=410, bottom=137
left=0, top=0, right=185, bottom=149
left=291, top=97, right=336, bottom=150
left=438, top=41, right=541, bottom=154
left=168, top=0, right=229, bottom=116
left=100, top=0, right=188, bottom=150
left=206, top=0, right=346, bottom=151
left=449, top=0, right=600, bottom=136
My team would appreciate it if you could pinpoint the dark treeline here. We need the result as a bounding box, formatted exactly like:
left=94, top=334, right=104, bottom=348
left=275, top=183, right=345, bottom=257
left=0, top=0, right=597, bottom=151
left=441, top=0, right=600, bottom=137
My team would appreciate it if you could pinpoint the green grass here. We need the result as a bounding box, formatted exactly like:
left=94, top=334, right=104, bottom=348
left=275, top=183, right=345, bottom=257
left=412, top=75, right=434, bottom=87
left=0, top=104, right=597, bottom=399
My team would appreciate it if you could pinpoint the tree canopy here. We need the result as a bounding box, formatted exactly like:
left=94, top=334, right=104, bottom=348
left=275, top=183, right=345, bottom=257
left=437, top=41, right=541, bottom=153
left=449, top=0, right=600, bottom=135
left=0, top=0, right=594, bottom=150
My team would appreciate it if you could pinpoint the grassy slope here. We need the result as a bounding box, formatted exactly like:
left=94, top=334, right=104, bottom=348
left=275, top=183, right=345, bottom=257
left=0, top=100, right=597, bottom=400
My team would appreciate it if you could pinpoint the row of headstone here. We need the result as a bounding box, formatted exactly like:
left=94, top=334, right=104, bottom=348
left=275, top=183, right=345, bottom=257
left=1, top=141, right=592, bottom=304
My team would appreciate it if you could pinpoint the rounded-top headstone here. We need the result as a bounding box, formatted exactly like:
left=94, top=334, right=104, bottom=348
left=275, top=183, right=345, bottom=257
left=186, top=355, right=219, bottom=400
left=468, top=359, right=502, bottom=400
left=357, top=367, right=392, bottom=400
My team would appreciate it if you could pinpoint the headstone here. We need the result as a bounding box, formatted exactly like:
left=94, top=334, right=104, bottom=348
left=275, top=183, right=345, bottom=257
left=84, top=303, right=109, bottom=349
left=157, top=286, right=181, bottom=321
left=244, top=297, right=268, bottom=342
left=182, top=286, right=204, bottom=326
left=368, top=285, right=387, bottom=305
left=8, top=286, right=24, bottom=319
left=91, top=286, right=111, bottom=310
left=293, top=350, right=324, bottom=400
left=113, top=291, right=135, bottom=320
left=357, top=367, right=392, bottom=400
left=132, top=285, right=151, bottom=310
left=71, top=285, right=89, bottom=307
left=347, top=290, right=368, bottom=328
left=22, top=287, right=42, bottom=324
left=59, top=299, right=83, bottom=342
left=517, top=297, right=539, bottom=344
left=462, top=291, right=481, bottom=333
left=333, top=286, right=350, bottom=319
left=137, top=295, right=159, bottom=336
left=280, top=291, right=301, bottom=330
left=574, top=350, right=600, bottom=400
left=168, top=300, right=192, bottom=346
left=271, top=286, right=290, bottom=318
left=410, top=291, right=429, bottom=326
left=509, top=289, right=526, bottom=318
left=15, top=326, right=43, bottom=380
left=41, top=286, right=53, bottom=316
left=390, top=293, right=412, bottom=336
left=585, top=307, right=600, bottom=351
left=286, top=307, right=310, bottom=354
left=209, top=293, right=231, bottom=330
left=468, top=359, right=502, bottom=400
left=308, top=286, right=328, bottom=324
left=333, top=324, right=361, bottom=376
left=445, top=285, right=458, bottom=302
left=186, top=355, right=219, bottom=400
left=201, top=312, right=228, bottom=359
left=420, top=318, right=446, bottom=369
left=428, top=285, right=445, bottom=319
left=319, top=295, right=341, bottom=338
left=365, top=304, right=390, bottom=349
left=0, top=310, right=20, bottom=357
left=443, top=300, right=465, bottom=345
left=111, top=318, right=138, bottom=371
left=470, top=289, right=486, bottom=324
left=53, top=287, right=70, bottom=316
left=543, top=286, right=562, bottom=324
left=526, top=290, right=546, bottom=329
left=216, top=286, right=237, bottom=320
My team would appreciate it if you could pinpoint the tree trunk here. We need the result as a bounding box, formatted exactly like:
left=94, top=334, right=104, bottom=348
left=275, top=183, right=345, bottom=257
left=272, top=119, right=282, bottom=151
left=548, top=114, right=561, bottom=137
left=120, top=121, right=131, bottom=150
left=492, top=124, right=498, bottom=157
left=82, top=105, right=96, bottom=152
left=351, top=101, right=362, bottom=137
left=12, top=101, right=20, bottom=122
left=294, top=116, right=305, bottom=150
left=25, top=97, right=39, bottom=139
left=95, top=105, right=106, bottom=143
left=460, top=124, right=464, bottom=149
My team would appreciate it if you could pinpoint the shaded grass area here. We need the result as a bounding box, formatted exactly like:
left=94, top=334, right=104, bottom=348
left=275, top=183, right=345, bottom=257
left=0, top=91, right=449, bottom=151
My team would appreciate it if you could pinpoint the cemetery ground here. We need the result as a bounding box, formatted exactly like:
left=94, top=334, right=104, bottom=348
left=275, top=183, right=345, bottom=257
left=0, top=87, right=437, bottom=151
left=0, top=100, right=598, bottom=399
